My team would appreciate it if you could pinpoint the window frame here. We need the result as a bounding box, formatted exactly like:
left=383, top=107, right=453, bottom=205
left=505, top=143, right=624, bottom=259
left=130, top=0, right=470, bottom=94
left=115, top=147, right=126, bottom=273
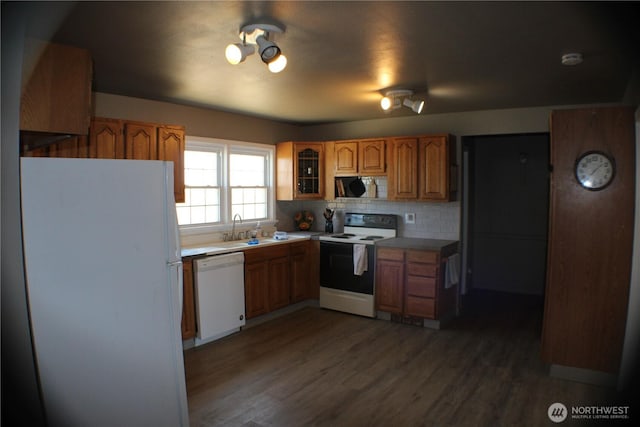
left=178, top=136, right=275, bottom=235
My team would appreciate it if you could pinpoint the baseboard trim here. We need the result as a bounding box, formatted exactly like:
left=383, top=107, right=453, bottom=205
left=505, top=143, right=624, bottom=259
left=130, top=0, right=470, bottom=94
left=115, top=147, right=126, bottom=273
left=549, top=364, right=618, bottom=387
left=244, top=299, right=319, bottom=329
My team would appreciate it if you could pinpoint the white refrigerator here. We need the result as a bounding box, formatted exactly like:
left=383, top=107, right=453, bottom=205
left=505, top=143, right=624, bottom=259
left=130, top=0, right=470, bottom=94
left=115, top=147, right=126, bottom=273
left=20, top=157, right=189, bottom=427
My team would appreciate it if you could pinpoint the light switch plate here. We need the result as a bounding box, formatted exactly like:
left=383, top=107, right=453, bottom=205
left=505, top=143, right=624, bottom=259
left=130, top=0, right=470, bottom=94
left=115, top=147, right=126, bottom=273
left=405, top=212, right=415, bottom=224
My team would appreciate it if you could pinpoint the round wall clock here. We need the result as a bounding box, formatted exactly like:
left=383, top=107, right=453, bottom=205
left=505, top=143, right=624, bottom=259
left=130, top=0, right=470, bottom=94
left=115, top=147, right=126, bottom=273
left=575, top=151, right=615, bottom=190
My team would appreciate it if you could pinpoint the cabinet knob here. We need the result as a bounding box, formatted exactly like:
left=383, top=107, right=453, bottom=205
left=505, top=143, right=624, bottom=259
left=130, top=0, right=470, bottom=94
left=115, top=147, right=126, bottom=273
left=239, top=314, right=244, bottom=321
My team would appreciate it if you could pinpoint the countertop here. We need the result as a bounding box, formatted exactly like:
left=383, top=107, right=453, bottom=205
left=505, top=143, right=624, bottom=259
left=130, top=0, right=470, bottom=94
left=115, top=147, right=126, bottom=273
left=376, top=237, right=459, bottom=252
left=181, top=233, right=311, bottom=258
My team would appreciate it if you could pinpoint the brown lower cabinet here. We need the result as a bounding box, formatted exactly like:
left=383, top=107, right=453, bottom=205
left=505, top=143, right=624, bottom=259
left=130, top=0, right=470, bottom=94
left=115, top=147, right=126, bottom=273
left=376, top=245, right=457, bottom=322
left=244, top=245, right=290, bottom=318
left=181, top=240, right=319, bottom=338
left=181, top=258, right=196, bottom=339
left=245, top=240, right=320, bottom=319
left=290, top=240, right=319, bottom=302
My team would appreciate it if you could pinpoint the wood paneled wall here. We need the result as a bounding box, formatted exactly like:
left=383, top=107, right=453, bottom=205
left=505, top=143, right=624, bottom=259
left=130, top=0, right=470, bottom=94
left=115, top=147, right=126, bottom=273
left=542, top=106, right=635, bottom=374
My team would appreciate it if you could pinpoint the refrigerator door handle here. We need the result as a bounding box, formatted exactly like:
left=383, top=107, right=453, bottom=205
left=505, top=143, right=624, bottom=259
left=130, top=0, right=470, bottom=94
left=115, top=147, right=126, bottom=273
left=168, top=261, right=184, bottom=322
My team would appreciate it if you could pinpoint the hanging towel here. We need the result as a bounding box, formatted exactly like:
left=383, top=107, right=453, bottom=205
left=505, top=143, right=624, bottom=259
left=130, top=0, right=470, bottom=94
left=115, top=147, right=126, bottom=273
left=445, top=253, right=460, bottom=289
left=353, top=244, right=368, bottom=276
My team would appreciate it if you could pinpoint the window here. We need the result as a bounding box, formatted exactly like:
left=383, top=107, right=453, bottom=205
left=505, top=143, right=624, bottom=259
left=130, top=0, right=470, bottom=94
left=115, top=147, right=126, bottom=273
left=177, top=149, right=222, bottom=225
left=230, top=153, right=268, bottom=220
left=176, top=136, right=274, bottom=227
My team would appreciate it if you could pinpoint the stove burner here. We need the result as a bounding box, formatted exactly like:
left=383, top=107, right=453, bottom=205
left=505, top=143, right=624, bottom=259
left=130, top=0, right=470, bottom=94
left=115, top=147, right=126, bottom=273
left=330, top=233, right=356, bottom=238
left=360, top=235, right=384, bottom=241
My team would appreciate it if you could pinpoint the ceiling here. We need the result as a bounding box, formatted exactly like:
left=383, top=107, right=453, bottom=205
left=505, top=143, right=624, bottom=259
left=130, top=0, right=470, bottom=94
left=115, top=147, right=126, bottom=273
left=20, top=1, right=640, bottom=125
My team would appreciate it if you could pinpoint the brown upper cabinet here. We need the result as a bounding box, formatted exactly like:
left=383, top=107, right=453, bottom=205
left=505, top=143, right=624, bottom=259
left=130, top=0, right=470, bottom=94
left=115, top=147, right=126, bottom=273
left=20, top=39, right=92, bottom=135
left=89, top=118, right=185, bottom=202
left=276, top=142, right=325, bottom=200
left=125, top=121, right=157, bottom=160
left=89, top=117, right=124, bottom=159
left=387, top=134, right=455, bottom=202
left=387, top=137, right=419, bottom=199
left=157, top=125, right=185, bottom=203
left=418, top=135, right=451, bottom=201
left=334, top=139, right=386, bottom=176
left=334, top=141, right=358, bottom=175
left=22, top=116, right=185, bottom=203
left=48, top=136, right=89, bottom=159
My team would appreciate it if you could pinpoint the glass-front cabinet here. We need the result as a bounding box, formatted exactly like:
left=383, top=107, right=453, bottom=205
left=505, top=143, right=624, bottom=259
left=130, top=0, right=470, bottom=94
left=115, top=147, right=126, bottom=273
left=297, top=147, right=321, bottom=195
left=276, top=142, right=324, bottom=200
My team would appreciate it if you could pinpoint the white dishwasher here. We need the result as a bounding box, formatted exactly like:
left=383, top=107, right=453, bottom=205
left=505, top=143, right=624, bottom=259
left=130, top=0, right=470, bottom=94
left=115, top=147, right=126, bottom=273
left=194, top=251, right=245, bottom=346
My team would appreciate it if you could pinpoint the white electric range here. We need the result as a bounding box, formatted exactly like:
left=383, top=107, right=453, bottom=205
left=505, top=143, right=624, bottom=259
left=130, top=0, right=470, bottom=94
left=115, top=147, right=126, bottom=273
left=319, top=213, right=398, bottom=317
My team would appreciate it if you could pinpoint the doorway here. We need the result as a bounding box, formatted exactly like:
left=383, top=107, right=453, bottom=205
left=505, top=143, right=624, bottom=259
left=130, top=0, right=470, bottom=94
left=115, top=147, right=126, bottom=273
left=461, top=133, right=550, bottom=303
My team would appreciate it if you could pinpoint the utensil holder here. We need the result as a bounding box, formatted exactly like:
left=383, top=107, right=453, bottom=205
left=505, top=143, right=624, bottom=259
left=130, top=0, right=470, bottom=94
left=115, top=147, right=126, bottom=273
left=325, top=220, right=334, bottom=233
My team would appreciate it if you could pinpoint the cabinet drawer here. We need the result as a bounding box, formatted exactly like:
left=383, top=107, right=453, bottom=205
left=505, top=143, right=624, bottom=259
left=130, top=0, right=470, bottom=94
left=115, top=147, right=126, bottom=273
left=290, top=241, right=308, bottom=255
left=244, top=244, right=290, bottom=263
left=406, top=275, right=436, bottom=298
left=406, top=262, right=437, bottom=277
left=406, top=250, right=438, bottom=264
left=377, top=247, right=404, bottom=261
left=405, top=296, right=435, bottom=319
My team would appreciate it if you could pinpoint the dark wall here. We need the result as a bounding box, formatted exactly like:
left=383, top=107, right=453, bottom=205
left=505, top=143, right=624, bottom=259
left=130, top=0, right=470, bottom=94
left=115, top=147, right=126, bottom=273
left=467, top=133, right=550, bottom=295
left=1, top=3, right=45, bottom=424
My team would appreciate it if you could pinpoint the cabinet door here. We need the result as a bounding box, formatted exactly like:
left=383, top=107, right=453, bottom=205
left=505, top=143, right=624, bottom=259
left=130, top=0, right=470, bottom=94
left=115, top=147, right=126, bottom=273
left=276, top=142, right=325, bottom=200
left=48, top=136, right=89, bottom=158
left=359, top=139, right=386, bottom=175
left=21, top=146, right=49, bottom=157
left=294, top=143, right=324, bottom=199
left=268, top=256, right=291, bottom=311
left=181, top=259, right=196, bottom=339
left=290, top=242, right=310, bottom=303
left=375, top=258, right=404, bottom=313
left=405, top=296, right=436, bottom=319
left=20, top=40, right=92, bottom=135
left=157, top=126, right=185, bottom=203
left=245, top=261, right=269, bottom=319
left=418, top=136, right=449, bottom=201
left=334, top=141, right=358, bottom=176
left=89, top=118, right=124, bottom=159
left=388, top=138, right=418, bottom=199
left=125, top=122, right=157, bottom=160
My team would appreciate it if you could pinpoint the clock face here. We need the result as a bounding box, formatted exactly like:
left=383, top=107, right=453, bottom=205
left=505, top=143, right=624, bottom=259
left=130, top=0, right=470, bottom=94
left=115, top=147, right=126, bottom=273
left=575, top=151, right=615, bottom=190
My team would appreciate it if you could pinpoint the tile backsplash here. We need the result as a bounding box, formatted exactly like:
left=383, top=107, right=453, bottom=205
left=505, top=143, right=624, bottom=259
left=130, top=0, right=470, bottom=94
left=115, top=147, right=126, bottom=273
left=277, top=198, right=460, bottom=241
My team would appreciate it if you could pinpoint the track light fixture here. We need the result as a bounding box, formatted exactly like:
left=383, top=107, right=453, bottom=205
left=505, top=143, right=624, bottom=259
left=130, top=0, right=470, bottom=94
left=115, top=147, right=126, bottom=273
left=380, top=89, right=425, bottom=114
left=225, top=22, right=287, bottom=73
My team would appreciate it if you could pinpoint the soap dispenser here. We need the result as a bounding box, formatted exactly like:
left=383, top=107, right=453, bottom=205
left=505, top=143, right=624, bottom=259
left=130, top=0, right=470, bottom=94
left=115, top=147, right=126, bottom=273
left=248, top=221, right=261, bottom=245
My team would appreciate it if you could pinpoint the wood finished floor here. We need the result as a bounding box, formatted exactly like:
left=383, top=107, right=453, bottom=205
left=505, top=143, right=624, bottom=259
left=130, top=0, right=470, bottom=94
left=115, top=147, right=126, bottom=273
left=184, top=291, right=626, bottom=427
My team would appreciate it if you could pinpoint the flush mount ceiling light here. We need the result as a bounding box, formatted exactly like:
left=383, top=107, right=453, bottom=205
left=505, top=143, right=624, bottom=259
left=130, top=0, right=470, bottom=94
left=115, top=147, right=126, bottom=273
left=380, top=89, right=425, bottom=114
left=225, top=22, right=287, bottom=73
left=561, top=52, right=583, bottom=66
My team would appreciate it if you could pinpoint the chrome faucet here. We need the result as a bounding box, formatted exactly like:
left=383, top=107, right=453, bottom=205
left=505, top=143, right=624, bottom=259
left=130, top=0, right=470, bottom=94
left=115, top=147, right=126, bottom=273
left=231, top=213, right=242, bottom=240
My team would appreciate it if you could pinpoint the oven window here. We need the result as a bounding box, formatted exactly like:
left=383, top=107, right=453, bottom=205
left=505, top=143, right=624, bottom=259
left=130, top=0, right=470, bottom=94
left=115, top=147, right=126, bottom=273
left=320, top=242, right=375, bottom=294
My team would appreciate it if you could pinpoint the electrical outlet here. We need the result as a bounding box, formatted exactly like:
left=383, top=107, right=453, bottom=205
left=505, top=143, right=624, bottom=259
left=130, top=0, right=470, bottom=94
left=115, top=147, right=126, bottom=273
left=405, top=212, right=415, bottom=224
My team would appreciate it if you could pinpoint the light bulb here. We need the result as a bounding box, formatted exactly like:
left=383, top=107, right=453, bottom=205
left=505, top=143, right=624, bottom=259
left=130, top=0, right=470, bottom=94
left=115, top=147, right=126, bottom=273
left=380, top=96, right=392, bottom=111
left=403, top=98, right=425, bottom=114
left=225, top=43, right=254, bottom=65
left=268, top=54, right=287, bottom=73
